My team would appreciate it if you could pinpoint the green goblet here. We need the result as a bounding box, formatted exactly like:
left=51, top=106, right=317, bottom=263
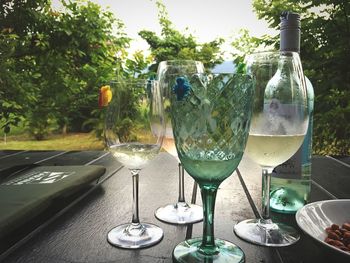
left=170, top=73, right=254, bottom=262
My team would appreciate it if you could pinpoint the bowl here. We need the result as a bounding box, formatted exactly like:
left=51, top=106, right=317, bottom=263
left=296, top=199, right=350, bottom=260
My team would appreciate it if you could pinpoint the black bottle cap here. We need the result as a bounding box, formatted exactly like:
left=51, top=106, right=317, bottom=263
left=280, top=11, right=301, bottom=53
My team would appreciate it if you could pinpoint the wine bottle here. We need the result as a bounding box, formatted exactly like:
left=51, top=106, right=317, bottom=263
left=269, top=11, right=314, bottom=214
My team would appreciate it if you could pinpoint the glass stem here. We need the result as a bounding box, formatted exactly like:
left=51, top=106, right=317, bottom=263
left=130, top=169, right=140, bottom=224
left=199, top=186, right=218, bottom=255
left=191, top=181, right=198, bottom=204
left=261, top=168, right=272, bottom=220
left=178, top=163, right=185, bottom=203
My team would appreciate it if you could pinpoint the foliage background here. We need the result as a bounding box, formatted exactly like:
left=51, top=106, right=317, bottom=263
left=0, top=0, right=349, bottom=155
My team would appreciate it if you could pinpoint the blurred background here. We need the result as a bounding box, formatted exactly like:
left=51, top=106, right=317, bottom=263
left=0, top=0, right=349, bottom=156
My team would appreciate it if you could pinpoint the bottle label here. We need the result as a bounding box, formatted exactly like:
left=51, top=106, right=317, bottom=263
left=272, top=146, right=302, bottom=179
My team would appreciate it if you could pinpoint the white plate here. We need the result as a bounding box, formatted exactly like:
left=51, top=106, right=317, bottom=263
left=296, top=199, right=350, bottom=258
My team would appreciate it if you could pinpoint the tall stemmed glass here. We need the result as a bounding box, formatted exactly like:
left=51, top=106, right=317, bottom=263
left=155, top=60, right=204, bottom=225
left=171, top=73, right=254, bottom=262
left=104, top=79, right=165, bottom=249
left=234, top=51, right=309, bottom=246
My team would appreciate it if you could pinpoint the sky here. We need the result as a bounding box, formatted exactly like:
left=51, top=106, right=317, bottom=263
left=52, top=0, right=277, bottom=56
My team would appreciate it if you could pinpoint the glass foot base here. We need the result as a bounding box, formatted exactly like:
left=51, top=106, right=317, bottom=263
left=270, top=187, right=306, bottom=214
left=155, top=202, right=203, bottom=225
left=234, top=218, right=300, bottom=247
left=173, top=237, right=245, bottom=263
left=107, top=222, right=163, bottom=249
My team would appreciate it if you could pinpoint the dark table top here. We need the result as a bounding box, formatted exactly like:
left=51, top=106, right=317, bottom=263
left=0, top=150, right=349, bottom=263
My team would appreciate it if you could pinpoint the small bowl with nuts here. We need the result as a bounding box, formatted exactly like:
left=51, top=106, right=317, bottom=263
left=296, top=199, right=350, bottom=260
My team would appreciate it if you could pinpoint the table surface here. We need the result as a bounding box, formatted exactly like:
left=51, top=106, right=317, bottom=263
left=0, top=150, right=349, bottom=263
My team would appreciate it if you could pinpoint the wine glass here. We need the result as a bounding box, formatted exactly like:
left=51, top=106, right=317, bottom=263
left=155, top=60, right=204, bottom=225
left=171, top=73, right=254, bottom=262
left=234, top=51, right=309, bottom=246
left=104, top=79, right=165, bottom=249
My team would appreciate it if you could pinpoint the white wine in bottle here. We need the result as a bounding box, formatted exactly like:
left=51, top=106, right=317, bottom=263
left=270, top=11, right=315, bottom=214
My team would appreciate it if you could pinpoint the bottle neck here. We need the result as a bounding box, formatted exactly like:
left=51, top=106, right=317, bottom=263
left=280, top=27, right=300, bottom=54
left=276, top=55, right=293, bottom=76
left=280, top=12, right=301, bottom=54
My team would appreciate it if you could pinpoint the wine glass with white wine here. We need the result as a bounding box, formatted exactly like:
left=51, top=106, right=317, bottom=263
left=104, top=79, right=165, bottom=249
left=234, top=51, right=309, bottom=247
left=155, top=60, right=204, bottom=225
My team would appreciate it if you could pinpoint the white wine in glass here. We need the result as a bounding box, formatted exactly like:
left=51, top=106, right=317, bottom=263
left=246, top=134, right=305, bottom=168
left=162, top=137, right=178, bottom=158
left=234, top=51, right=309, bottom=247
left=104, top=79, right=165, bottom=249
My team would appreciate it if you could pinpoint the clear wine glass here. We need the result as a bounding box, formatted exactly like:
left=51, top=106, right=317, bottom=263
left=234, top=51, right=309, bottom=247
left=171, top=73, right=254, bottom=262
left=155, top=60, right=204, bottom=225
left=104, top=79, right=165, bottom=249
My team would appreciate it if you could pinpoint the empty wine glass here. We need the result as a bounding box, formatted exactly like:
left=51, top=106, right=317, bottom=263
left=104, top=79, right=165, bottom=249
left=171, top=73, right=254, bottom=262
left=234, top=51, right=309, bottom=247
left=155, top=60, right=204, bottom=225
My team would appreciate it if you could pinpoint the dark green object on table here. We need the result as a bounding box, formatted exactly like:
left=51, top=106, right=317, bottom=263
left=0, top=165, right=105, bottom=251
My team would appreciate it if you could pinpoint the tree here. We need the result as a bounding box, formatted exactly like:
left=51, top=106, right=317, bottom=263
left=0, top=0, right=130, bottom=139
left=229, top=28, right=270, bottom=68
left=0, top=0, right=50, bottom=137
left=251, top=0, right=350, bottom=155
left=138, top=1, right=224, bottom=73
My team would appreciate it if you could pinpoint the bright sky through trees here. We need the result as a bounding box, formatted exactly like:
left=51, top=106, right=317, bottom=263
left=52, top=0, right=277, bottom=54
